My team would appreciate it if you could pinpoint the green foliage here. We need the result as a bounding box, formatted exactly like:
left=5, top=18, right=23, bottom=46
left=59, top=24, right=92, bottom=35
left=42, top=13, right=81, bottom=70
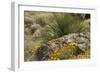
left=33, top=13, right=90, bottom=43
left=48, top=13, right=89, bottom=38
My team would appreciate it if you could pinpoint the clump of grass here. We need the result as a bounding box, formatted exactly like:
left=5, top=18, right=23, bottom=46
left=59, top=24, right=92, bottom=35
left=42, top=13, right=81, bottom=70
left=47, top=13, right=90, bottom=38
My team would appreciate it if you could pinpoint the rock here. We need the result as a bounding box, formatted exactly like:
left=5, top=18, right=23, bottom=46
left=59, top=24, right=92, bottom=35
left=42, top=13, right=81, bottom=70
left=35, top=43, right=53, bottom=60
left=31, top=32, right=90, bottom=61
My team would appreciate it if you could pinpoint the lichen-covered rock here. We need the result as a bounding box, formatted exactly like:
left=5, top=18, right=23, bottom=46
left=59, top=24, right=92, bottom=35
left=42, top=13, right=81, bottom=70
left=29, top=32, right=90, bottom=61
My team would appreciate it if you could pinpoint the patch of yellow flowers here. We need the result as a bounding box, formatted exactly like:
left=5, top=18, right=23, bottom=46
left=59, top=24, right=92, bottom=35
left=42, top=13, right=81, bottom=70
left=49, top=42, right=79, bottom=60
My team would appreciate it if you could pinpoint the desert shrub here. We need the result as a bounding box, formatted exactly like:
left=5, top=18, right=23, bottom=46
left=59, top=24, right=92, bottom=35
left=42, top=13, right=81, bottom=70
left=47, top=13, right=90, bottom=38
left=24, top=34, right=34, bottom=61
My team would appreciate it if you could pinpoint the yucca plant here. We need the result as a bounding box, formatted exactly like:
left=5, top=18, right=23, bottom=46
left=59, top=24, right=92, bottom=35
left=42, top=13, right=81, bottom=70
left=47, top=13, right=89, bottom=38
left=32, top=13, right=90, bottom=48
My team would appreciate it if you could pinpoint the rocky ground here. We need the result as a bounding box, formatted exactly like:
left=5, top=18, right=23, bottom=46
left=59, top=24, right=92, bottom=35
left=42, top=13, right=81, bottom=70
left=27, top=32, right=90, bottom=61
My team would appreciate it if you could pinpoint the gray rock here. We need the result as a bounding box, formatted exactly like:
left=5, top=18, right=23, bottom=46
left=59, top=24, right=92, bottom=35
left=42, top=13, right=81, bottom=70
left=29, top=32, right=90, bottom=61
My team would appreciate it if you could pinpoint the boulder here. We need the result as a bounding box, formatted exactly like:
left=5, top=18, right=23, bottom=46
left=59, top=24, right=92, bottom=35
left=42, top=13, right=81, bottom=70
left=30, top=32, right=90, bottom=61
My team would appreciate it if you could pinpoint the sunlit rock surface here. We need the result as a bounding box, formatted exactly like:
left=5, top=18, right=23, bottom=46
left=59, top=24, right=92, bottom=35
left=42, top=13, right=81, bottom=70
left=28, top=32, right=90, bottom=61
